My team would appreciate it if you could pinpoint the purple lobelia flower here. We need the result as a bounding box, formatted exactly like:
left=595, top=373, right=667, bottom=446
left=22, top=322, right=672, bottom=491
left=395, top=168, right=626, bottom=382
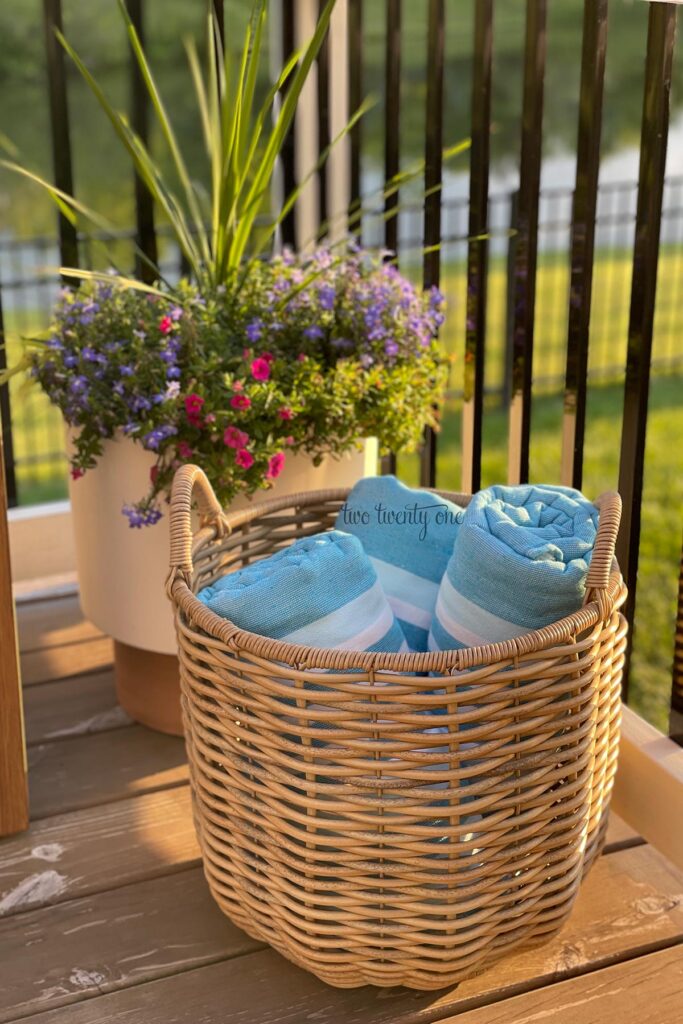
left=70, top=375, right=89, bottom=394
left=318, top=284, right=336, bottom=311
left=246, top=318, right=263, bottom=342
left=122, top=501, right=163, bottom=528
left=142, top=424, right=177, bottom=450
left=130, top=396, right=152, bottom=413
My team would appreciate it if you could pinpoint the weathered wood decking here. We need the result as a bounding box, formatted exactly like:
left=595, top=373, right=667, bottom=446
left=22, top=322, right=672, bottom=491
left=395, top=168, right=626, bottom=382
left=0, top=593, right=681, bottom=1023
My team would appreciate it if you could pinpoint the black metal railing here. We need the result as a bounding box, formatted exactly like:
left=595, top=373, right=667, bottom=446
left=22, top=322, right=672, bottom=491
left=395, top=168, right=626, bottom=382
left=0, top=0, right=681, bottom=737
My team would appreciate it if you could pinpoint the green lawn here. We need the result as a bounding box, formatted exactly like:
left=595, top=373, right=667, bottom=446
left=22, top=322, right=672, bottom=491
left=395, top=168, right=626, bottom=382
left=4, top=248, right=682, bottom=733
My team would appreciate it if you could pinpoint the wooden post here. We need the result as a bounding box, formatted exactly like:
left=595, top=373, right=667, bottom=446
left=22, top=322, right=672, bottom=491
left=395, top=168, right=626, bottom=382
left=0, top=439, right=28, bottom=837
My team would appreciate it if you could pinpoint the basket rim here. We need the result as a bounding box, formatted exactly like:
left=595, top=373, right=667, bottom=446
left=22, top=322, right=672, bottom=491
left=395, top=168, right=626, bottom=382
left=169, top=485, right=626, bottom=674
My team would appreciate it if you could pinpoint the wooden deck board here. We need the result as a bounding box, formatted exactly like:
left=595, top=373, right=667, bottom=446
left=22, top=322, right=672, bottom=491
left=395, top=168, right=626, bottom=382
left=27, top=726, right=187, bottom=819
left=436, top=944, right=683, bottom=1023
left=17, top=596, right=102, bottom=655
left=0, top=868, right=263, bottom=1023
left=20, top=637, right=114, bottom=687
left=22, top=670, right=129, bottom=746
left=18, top=591, right=112, bottom=685
left=0, top=787, right=199, bottom=919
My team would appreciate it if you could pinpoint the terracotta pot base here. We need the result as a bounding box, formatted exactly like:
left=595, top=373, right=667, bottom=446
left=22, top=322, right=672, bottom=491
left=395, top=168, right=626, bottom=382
left=114, top=640, right=183, bottom=736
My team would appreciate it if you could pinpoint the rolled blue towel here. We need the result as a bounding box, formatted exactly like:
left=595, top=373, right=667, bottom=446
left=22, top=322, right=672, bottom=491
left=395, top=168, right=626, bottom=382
left=335, top=476, right=464, bottom=652
left=429, top=484, right=599, bottom=651
left=197, top=529, right=409, bottom=653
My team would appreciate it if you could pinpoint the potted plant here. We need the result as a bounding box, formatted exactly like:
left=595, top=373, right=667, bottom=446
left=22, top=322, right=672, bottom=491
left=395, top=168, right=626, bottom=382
left=3, top=0, right=454, bottom=733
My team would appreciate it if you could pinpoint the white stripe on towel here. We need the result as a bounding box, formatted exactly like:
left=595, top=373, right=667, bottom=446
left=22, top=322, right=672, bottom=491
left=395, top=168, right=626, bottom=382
left=388, top=595, right=433, bottom=630
left=435, top=574, right=531, bottom=646
left=283, top=580, right=397, bottom=651
left=370, top=558, right=439, bottom=610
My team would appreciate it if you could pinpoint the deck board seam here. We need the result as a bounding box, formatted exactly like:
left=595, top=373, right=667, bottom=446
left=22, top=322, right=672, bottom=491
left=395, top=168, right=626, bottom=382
left=0, top=857, right=204, bottom=924
left=21, top=667, right=113, bottom=690
left=0, top=946, right=267, bottom=1024
left=408, top=935, right=683, bottom=1024
left=28, top=775, right=189, bottom=825
left=25, top=714, right=132, bottom=750
left=21, top=655, right=114, bottom=688
left=20, top=634, right=109, bottom=658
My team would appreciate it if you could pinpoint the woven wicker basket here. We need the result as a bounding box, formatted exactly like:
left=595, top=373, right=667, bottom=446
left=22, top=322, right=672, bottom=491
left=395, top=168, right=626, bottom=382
left=167, top=465, right=627, bottom=991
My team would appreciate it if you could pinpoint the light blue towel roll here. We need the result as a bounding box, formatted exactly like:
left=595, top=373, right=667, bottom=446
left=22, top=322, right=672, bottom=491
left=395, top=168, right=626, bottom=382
left=197, top=529, right=409, bottom=653
left=335, top=476, right=464, bottom=652
left=429, top=484, right=598, bottom=651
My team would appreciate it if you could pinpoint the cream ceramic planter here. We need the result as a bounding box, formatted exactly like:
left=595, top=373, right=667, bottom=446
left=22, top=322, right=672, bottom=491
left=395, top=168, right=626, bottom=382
left=68, top=435, right=378, bottom=656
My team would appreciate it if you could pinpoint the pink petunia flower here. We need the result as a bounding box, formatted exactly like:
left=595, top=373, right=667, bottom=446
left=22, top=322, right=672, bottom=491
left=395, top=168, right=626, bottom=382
left=184, top=393, right=205, bottom=426
left=265, top=452, right=285, bottom=480
left=204, top=413, right=216, bottom=425
left=71, top=467, right=84, bottom=481
left=232, top=380, right=244, bottom=392
left=223, top=425, right=250, bottom=449
left=250, top=357, right=271, bottom=381
left=230, top=394, right=251, bottom=411
left=284, top=435, right=295, bottom=446
left=277, top=406, right=293, bottom=421
left=235, top=448, right=254, bottom=469
left=262, top=351, right=275, bottom=364
left=159, top=315, right=173, bottom=334
left=177, top=440, right=194, bottom=459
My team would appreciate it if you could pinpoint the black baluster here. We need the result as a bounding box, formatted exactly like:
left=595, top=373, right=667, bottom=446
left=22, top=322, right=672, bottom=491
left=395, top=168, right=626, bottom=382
left=420, top=0, right=445, bottom=489
left=42, top=0, right=78, bottom=273
left=127, top=0, right=158, bottom=283
left=462, top=0, right=493, bottom=495
left=617, top=2, right=678, bottom=702
left=507, top=0, right=547, bottom=485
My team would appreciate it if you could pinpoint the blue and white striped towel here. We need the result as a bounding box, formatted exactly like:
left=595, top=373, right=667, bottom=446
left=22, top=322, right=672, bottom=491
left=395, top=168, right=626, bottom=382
left=335, top=476, right=464, bottom=652
left=429, top=483, right=598, bottom=651
left=197, top=529, right=409, bottom=653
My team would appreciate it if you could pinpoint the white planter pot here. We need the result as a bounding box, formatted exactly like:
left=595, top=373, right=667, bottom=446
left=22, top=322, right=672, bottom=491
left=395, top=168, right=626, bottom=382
left=68, top=435, right=378, bottom=655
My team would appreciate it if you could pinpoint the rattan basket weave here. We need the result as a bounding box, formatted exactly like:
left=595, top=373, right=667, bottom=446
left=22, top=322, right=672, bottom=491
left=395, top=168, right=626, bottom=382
left=167, top=465, right=627, bottom=991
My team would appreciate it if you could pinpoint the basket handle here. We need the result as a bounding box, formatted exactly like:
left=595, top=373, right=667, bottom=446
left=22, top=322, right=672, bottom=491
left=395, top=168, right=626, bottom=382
left=168, top=464, right=227, bottom=579
left=584, top=490, right=622, bottom=600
